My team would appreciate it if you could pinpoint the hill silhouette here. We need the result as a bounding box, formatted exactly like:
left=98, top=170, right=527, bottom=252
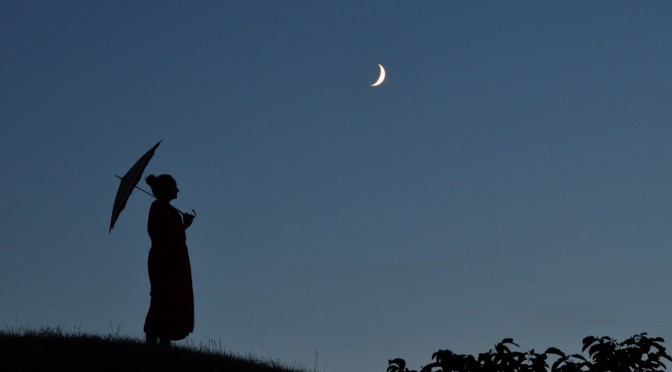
left=0, top=328, right=306, bottom=372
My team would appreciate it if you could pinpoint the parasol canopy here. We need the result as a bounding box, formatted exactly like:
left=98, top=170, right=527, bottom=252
left=109, top=140, right=161, bottom=233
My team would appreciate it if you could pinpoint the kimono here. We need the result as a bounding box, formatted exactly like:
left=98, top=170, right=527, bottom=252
left=143, top=199, right=194, bottom=340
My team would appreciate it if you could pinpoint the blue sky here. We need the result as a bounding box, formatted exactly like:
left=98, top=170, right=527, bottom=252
left=2, top=1, right=672, bottom=371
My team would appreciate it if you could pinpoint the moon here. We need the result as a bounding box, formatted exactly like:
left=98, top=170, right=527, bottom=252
left=371, top=64, right=386, bottom=87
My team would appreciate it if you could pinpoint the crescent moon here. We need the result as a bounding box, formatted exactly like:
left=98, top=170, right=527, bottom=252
left=371, top=64, right=386, bottom=87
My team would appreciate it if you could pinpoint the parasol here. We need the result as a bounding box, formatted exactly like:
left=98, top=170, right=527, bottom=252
left=109, top=140, right=161, bottom=233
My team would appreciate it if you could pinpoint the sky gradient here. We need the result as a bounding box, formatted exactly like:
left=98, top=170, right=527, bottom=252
left=2, top=2, right=672, bottom=372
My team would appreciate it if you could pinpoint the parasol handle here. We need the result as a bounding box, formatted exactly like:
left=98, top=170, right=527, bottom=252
left=114, top=175, right=194, bottom=216
left=114, top=174, right=156, bottom=199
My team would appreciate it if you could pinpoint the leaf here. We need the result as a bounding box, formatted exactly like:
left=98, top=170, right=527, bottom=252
left=622, top=336, right=636, bottom=346
left=569, top=354, right=587, bottom=362
left=420, top=362, right=440, bottom=372
left=582, top=336, right=597, bottom=352
left=501, top=338, right=519, bottom=347
left=432, top=349, right=453, bottom=363
left=651, top=343, right=665, bottom=352
left=388, top=358, right=407, bottom=372
left=551, top=357, right=567, bottom=371
left=496, top=343, right=511, bottom=355
left=588, top=343, right=603, bottom=358
left=546, top=347, right=565, bottom=355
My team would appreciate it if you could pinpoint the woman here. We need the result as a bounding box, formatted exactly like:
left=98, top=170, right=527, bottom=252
left=143, top=174, right=196, bottom=347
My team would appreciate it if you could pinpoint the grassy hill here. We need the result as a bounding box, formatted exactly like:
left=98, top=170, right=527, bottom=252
left=0, top=328, right=306, bottom=372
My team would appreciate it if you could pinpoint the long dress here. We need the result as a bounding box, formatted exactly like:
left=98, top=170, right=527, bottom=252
left=143, top=199, right=194, bottom=340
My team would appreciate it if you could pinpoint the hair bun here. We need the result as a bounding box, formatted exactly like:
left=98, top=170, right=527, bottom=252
left=145, top=175, right=157, bottom=187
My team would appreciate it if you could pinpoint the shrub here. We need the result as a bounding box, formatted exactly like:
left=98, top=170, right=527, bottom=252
left=388, top=333, right=672, bottom=372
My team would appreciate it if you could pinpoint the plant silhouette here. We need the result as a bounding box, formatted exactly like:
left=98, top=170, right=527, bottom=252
left=388, top=333, right=671, bottom=372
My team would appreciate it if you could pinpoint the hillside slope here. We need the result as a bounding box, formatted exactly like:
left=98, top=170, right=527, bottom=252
left=0, top=329, right=304, bottom=372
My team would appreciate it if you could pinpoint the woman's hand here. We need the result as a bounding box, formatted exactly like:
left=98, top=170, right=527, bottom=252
left=182, top=209, right=196, bottom=229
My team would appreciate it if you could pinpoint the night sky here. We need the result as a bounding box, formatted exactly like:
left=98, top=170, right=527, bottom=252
left=3, top=2, right=672, bottom=372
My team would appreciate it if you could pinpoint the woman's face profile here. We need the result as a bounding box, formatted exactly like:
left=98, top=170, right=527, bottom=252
left=165, top=178, right=179, bottom=201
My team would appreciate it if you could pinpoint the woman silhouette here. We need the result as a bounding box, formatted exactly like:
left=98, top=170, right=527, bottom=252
left=143, top=174, right=195, bottom=347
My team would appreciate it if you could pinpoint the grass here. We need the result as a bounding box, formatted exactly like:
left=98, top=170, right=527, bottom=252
left=0, top=327, right=307, bottom=372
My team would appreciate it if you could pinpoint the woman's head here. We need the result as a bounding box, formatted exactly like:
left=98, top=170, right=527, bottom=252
left=145, top=174, right=179, bottom=201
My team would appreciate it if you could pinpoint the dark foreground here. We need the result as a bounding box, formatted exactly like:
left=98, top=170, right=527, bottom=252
left=0, top=328, right=304, bottom=372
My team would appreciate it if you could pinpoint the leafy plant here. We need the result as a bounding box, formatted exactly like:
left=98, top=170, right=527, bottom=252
left=389, top=334, right=672, bottom=372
